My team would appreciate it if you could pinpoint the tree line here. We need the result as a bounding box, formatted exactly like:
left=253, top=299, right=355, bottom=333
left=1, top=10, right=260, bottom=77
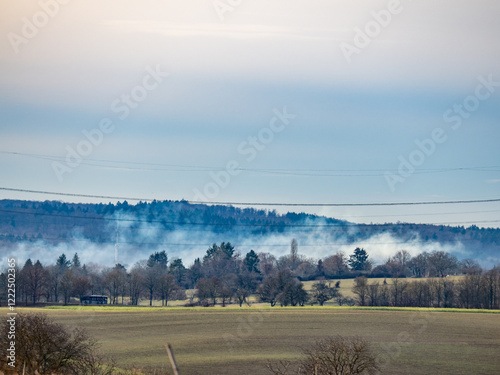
left=1, top=240, right=498, bottom=309
left=352, top=272, right=500, bottom=309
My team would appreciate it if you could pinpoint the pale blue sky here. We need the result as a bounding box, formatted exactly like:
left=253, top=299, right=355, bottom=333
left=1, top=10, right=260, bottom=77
left=1, top=0, right=499, bottom=226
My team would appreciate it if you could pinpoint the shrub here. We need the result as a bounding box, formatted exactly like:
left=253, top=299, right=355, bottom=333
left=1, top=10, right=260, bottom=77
left=267, top=335, right=380, bottom=375
left=0, top=313, right=114, bottom=374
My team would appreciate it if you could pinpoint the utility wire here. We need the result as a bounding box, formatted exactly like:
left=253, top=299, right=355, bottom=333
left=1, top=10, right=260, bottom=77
left=1, top=151, right=499, bottom=177
left=339, top=209, right=500, bottom=219
left=187, top=199, right=500, bottom=207
left=0, top=208, right=499, bottom=229
left=2, top=186, right=500, bottom=207
left=24, top=236, right=485, bottom=248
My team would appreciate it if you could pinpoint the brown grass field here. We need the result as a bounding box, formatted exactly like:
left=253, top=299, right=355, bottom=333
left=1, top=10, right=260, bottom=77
left=3, top=305, right=499, bottom=375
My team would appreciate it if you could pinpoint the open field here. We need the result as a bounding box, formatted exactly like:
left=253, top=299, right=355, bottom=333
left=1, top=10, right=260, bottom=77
left=3, top=306, right=499, bottom=375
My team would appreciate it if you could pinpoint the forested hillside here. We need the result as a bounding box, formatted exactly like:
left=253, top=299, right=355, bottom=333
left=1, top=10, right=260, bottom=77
left=0, top=199, right=499, bottom=267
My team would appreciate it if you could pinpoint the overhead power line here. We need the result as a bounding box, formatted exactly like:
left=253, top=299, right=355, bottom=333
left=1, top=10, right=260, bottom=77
left=0, top=187, right=150, bottom=202
left=186, top=199, right=500, bottom=207
left=1, top=186, right=500, bottom=207
left=1, top=151, right=500, bottom=177
left=340, top=209, right=500, bottom=219
left=0, top=208, right=499, bottom=229
left=21, top=236, right=492, bottom=248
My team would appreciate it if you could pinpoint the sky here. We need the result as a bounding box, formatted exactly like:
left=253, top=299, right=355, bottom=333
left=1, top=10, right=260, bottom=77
left=0, top=0, right=499, bottom=227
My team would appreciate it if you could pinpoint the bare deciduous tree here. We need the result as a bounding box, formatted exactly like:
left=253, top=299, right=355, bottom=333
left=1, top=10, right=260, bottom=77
left=103, top=265, right=127, bottom=304
left=158, top=273, right=183, bottom=306
left=20, top=259, right=48, bottom=305
left=352, top=276, right=369, bottom=306
left=311, top=280, right=340, bottom=306
left=266, top=336, right=380, bottom=375
left=129, top=263, right=145, bottom=305
left=391, top=250, right=412, bottom=277
left=322, top=253, right=349, bottom=277
left=59, top=269, right=75, bottom=305
left=0, top=313, right=114, bottom=375
left=428, top=251, right=457, bottom=277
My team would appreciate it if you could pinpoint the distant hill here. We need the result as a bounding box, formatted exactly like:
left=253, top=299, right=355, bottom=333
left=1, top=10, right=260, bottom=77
left=1, top=199, right=499, bottom=267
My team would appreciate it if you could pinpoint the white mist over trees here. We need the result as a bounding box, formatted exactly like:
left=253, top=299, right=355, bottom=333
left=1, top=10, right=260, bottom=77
left=1, top=199, right=500, bottom=270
